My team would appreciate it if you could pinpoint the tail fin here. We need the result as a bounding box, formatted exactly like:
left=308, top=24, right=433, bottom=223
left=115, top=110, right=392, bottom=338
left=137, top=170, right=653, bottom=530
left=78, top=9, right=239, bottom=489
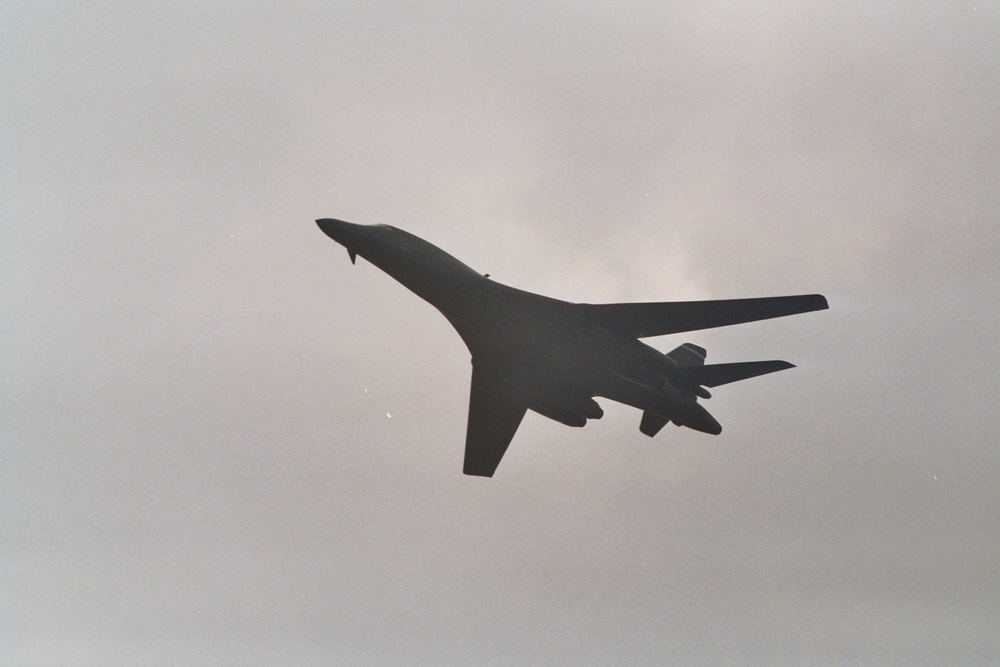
left=666, top=343, right=706, bottom=367
left=681, top=360, right=794, bottom=388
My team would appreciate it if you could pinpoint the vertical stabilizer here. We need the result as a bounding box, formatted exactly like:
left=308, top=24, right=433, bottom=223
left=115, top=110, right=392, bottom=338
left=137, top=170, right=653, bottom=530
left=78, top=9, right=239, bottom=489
left=666, top=343, right=706, bottom=367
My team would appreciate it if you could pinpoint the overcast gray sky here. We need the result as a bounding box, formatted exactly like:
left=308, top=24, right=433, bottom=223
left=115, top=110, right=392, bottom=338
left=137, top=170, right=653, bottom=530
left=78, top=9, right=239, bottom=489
left=4, top=2, right=999, bottom=664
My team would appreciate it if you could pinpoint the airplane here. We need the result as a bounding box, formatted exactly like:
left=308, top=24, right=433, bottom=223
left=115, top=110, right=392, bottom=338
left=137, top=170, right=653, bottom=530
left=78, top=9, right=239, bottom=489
left=316, top=218, right=828, bottom=477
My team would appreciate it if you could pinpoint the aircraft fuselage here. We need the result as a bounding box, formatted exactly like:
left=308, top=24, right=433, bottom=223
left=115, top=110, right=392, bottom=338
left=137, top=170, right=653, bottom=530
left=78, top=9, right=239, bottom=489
left=317, top=219, right=719, bottom=433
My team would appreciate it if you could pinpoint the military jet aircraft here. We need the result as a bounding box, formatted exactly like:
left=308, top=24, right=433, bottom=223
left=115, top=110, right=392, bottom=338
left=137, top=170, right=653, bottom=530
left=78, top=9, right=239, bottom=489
left=316, top=219, right=827, bottom=476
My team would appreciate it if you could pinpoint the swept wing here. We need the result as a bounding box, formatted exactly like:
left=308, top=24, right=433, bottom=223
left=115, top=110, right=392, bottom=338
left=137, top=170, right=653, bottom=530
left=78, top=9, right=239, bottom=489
left=463, top=360, right=527, bottom=477
left=583, top=294, right=828, bottom=338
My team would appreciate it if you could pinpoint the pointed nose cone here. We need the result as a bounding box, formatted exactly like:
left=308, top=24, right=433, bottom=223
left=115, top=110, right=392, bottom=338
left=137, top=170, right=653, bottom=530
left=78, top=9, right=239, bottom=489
left=316, top=218, right=356, bottom=243
left=316, top=218, right=366, bottom=263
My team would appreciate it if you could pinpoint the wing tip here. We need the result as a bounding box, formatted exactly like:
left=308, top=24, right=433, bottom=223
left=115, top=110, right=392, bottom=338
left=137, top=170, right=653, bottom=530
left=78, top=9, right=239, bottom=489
left=808, top=293, right=829, bottom=311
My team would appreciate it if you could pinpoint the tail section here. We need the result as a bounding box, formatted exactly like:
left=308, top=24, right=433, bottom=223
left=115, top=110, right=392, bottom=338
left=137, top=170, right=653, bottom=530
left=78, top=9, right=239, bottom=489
left=666, top=343, right=706, bottom=367
left=640, top=402, right=721, bottom=437
left=638, top=348, right=795, bottom=438
left=639, top=411, right=670, bottom=437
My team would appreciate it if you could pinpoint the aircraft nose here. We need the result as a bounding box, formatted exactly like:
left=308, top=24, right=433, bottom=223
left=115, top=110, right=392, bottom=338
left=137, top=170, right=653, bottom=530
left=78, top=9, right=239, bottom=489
left=316, top=218, right=352, bottom=242
left=317, top=218, right=364, bottom=264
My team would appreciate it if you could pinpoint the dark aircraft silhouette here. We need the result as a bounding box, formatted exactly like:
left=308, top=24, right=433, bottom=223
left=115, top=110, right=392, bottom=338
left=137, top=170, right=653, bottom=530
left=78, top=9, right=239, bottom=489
left=316, top=219, right=828, bottom=476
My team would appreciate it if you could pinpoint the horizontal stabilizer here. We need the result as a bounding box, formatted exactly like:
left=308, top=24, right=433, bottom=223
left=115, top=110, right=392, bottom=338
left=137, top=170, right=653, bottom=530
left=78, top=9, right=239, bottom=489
left=639, top=411, right=670, bottom=437
left=681, top=360, right=794, bottom=388
left=584, top=294, right=828, bottom=338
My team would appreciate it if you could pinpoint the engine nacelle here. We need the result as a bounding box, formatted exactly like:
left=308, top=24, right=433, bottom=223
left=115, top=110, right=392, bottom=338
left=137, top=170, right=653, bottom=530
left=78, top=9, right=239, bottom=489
left=531, top=396, right=604, bottom=426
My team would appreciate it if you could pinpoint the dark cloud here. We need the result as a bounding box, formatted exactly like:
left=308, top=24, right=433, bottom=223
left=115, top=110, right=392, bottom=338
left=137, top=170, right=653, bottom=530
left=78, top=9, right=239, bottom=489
left=5, top=2, right=999, bottom=663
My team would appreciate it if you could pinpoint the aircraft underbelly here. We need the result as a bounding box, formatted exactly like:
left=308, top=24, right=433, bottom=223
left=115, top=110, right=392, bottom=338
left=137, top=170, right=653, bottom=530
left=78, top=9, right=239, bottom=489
left=474, top=320, right=704, bottom=427
left=507, top=334, right=659, bottom=419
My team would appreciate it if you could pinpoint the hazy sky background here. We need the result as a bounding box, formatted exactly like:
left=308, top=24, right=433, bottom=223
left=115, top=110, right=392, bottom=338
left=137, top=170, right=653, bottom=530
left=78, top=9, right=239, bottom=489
left=4, top=2, right=999, bottom=663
